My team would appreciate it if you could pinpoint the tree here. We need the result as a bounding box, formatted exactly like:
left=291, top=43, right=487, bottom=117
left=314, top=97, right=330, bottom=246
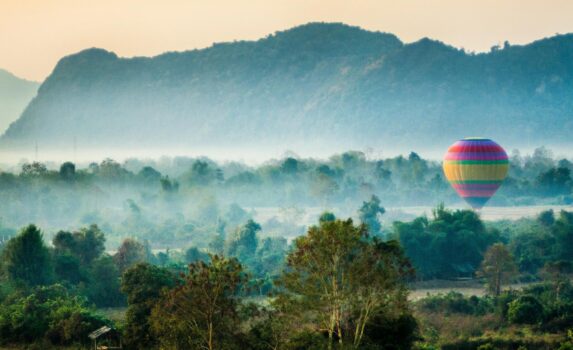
left=150, top=255, right=247, bottom=350
left=114, top=238, right=148, bottom=272
left=358, top=195, right=386, bottom=236
left=536, top=167, right=572, bottom=196
left=53, top=224, right=105, bottom=266
left=281, top=157, right=300, bottom=175
left=226, top=220, right=260, bottom=263
left=538, top=209, right=556, bottom=227
left=312, top=165, right=339, bottom=202
left=184, top=246, right=209, bottom=264
left=98, top=158, right=129, bottom=181
left=53, top=253, right=84, bottom=285
left=394, top=205, right=501, bottom=279
left=553, top=210, right=573, bottom=261
left=278, top=218, right=414, bottom=349
left=507, top=295, right=544, bottom=324
left=186, top=160, right=217, bottom=186
left=86, top=255, right=125, bottom=307
left=160, top=176, right=179, bottom=193
left=137, top=166, right=161, bottom=185
left=0, top=284, right=108, bottom=345
left=59, top=162, right=76, bottom=181
left=319, top=211, right=336, bottom=224
left=478, top=243, right=518, bottom=296
left=121, top=263, right=175, bottom=349
left=1, top=225, right=52, bottom=286
left=20, top=162, right=48, bottom=177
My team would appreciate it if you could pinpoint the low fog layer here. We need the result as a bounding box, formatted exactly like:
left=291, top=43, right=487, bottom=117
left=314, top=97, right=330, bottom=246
left=0, top=147, right=571, bottom=250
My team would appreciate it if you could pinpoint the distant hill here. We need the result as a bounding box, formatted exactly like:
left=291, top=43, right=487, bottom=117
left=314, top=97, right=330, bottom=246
left=2, top=22, right=573, bottom=155
left=0, top=69, right=38, bottom=135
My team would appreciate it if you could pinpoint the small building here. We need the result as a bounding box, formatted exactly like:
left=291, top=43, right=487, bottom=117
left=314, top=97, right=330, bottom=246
left=88, top=325, right=122, bottom=350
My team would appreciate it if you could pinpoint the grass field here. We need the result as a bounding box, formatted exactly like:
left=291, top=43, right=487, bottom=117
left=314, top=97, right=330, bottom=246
left=409, top=279, right=538, bottom=301
left=250, top=205, right=573, bottom=237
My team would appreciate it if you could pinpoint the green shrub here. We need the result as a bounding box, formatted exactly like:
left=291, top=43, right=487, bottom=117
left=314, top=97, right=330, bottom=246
left=417, top=292, right=494, bottom=316
left=0, top=284, right=110, bottom=346
left=508, top=295, right=544, bottom=324
left=363, top=312, right=419, bottom=349
left=477, top=344, right=494, bottom=350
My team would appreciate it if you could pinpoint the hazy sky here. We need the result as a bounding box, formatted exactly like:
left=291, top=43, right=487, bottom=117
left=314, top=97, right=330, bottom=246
left=2, top=0, right=573, bottom=81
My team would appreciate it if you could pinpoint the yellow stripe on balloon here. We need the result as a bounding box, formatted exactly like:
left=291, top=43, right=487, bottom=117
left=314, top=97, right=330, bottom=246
left=443, top=162, right=509, bottom=181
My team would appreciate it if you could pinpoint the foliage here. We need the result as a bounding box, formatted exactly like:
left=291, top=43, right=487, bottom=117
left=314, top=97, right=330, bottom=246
left=507, top=295, right=544, bottom=324
left=0, top=284, right=109, bottom=346
left=53, top=224, right=106, bottom=265
left=477, top=243, right=518, bottom=296
left=393, top=205, right=501, bottom=279
left=121, top=263, right=176, bottom=349
left=278, top=217, right=415, bottom=349
left=226, top=219, right=261, bottom=264
left=1, top=224, right=52, bottom=287
left=85, top=255, right=125, bottom=307
left=358, top=194, right=386, bottom=236
left=417, top=292, right=495, bottom=316
left=150, top=255, right=248, bottom=350
left=114, top=238, right=151, bottom=272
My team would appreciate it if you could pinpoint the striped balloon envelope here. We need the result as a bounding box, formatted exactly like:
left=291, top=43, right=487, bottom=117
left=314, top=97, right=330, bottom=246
left=443, top=138, right=509, bottom=209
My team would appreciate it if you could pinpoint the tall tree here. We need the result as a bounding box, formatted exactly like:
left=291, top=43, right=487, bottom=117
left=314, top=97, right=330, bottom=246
left=478, top=243, right=518, bottom=296
left=59, top=161, right=76, bottom=181
left=86, top=255, right=125, bottom=307
left=226, top=220, right=260, bottom=263
left=278, top=218, right=413, bottom=349
left=121, top=263, right=175, bottom=349
left=1, top=225, right=52, bottom=286
left=150, top=255, right=247, bottom=350
left=114, top=238, right=148, bottom=272
left=358, top=195, right=386, bottom=236
left=53, top=224, right=106, bottom=266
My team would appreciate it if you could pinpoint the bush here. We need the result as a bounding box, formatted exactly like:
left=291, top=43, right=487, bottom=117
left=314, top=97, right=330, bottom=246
left=46, top=310, right=108, bottom=345
left=508, top=295, right=544, bottom=324
left=363, top=312, right=419, bottom=349
left=417, top=292, right=494, bottom=316
left=0, top=284, right=110, bottom=346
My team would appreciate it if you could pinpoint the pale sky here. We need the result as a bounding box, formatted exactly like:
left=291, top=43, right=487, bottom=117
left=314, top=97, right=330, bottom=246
left=2, top=0, right=573, bottom=81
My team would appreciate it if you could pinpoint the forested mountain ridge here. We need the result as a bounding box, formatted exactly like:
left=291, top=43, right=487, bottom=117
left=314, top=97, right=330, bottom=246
left=0, top=69, right=38, bottom=135
left=2, top=22, right=573, bottom=153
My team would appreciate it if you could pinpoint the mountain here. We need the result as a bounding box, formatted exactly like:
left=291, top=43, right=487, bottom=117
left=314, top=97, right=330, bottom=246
left=2, top=22, right=573, bottom=156
left=0, top=69, right=38, bottom=135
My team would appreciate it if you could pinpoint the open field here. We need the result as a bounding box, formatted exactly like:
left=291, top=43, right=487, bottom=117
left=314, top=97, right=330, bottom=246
left=408, top=279, right=538, bottom=301
left=393, top=205, right=573, bottom=221
left=250, top=205, right=573, bottom=232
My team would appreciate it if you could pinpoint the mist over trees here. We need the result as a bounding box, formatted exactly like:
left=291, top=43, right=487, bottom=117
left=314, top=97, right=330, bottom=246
left=0, top=148, right=571, bottom=251
left=0, top=149, right=572, bottom=348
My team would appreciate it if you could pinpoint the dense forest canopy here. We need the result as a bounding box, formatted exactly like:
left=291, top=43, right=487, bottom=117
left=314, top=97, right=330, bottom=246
left=1, top=22, right=573, bottom=156
left=2, top=201, right=573, bottom=348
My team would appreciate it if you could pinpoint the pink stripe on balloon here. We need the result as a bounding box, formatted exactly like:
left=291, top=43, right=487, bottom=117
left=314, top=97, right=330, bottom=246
left=457, top=190, right=498, bottom=197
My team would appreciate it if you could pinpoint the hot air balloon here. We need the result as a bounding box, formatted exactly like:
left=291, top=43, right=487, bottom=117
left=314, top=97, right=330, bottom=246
left=443, top=137, right=509, bottom=210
